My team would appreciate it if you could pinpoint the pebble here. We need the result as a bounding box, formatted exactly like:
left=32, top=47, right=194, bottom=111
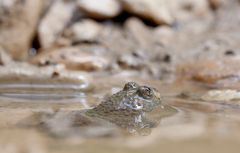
left=121, top=0, right=210, bottom=25
left=38, top=0, right=76, bottom=48
left=124, top=17, right=153, bottom=49
left=0, top=0, right=43, bottom=60
left=201, top=89, right=240, bottom=101
left=121, top=0, right=173, bottom=25
left=0, top=62, right=93, bottom=92
left=30, top=46, right=109, bottom=72
left=77, top=0, right=121, bottom=19
left=63, top=19, right=102, bottom=43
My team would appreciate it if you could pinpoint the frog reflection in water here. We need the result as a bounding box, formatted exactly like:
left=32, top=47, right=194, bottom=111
left=44, top=82, right=174, bottom=136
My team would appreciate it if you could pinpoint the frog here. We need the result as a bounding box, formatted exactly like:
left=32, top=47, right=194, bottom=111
left=84, top=82, right=162, bottom=130
left=89, top=82, right=161, bottom=114
left=32, top=82, right=175, bottom=137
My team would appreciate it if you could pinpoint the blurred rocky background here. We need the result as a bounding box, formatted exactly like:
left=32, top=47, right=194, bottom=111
left=2, top=0, right=239, bottom=85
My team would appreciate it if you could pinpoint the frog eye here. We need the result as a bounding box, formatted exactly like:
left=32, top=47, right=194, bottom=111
left=138, top=86, right=153, bottom=99
left=123, top=82, right=139, bottom=91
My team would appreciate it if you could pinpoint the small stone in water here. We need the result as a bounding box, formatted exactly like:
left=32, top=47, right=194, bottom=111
left=201, top=89, right=240, bottom=101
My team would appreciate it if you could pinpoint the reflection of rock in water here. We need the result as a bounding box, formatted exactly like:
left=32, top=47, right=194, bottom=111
left=19, top=82, right=177, bottom=137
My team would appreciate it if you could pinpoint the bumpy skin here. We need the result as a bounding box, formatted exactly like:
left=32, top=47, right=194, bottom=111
left=88, top=82, right=161, bottom=115
left=86, top=82, right=162, bottom=130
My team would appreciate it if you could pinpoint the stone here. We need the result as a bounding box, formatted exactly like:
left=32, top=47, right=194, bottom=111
left=121, top=0, right=210, bottom=25
left=117, top=53, right=145, bottom=70
left=121, top=0, right=173, bottom=25
left=192, top=60, right=240, bottom=84
left=178, top=59, right=240, bottom=89
left=63, top=19, right=102, bottom=43
left=38, top=0, right=76, bottom=48
left=0, top=62, right=93, bottom=92
left=77, top=0, right=121, bottom=19
left=98, top=24, right=136, bottom=54
left=201, top=89, right=240, bottom=101
left=30, top=46, right=109, bottom=71
left=124, top=17, right=153, bottom=49
left=0, top=0, right=43, bottom=60
left=153, top=26, right=175, bottom=45
left=170, top=0, right=210, bottom=22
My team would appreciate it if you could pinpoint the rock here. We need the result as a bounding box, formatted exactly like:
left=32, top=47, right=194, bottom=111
left=121, top=0, right=210, bottom=25
left=0, top=0, right=43, bottom=60
left=153, top=26, right=175, bottom=45
left=30, top=46, right=109, bottom=71
left=63, top=19, right=102, bottom=43
left=0, top=62, right=93, bottom=92
left=201, top=89, right=240, bottom=101
left=38, top=0, right=76, bottom=48
left=192, top=60, right=240, bottom=85
left=178, top=59, right=240, bottom=89
left=121, top=0, right=173, bottom=25
left=117, top=52, right=145, bottom=70
left=170, top=0, right=210, bottom=22
left=77, top=0, right=121, bottom=19
left=146, top=62, right=175, bottom=81
left=98, top=24, right=136, bottom=54
left=124, top=17, right=153, bottom=49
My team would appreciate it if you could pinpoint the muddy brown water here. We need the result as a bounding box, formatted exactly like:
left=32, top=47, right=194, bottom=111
left=1, top=77, right=240, bottom=153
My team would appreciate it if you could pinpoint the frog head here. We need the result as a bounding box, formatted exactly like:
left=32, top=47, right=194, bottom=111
left=120, top=82, right=161, bottom=112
